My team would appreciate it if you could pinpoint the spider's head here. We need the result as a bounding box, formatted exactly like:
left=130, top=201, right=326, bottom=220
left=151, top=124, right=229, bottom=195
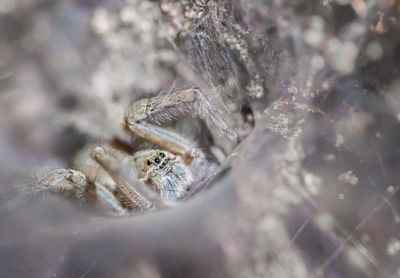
left=132, top=149, right=175, bottom=179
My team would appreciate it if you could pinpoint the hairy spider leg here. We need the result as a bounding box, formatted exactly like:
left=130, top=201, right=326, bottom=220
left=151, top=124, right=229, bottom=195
left=126, top=88, right=240, bottom=143
left=125, top=120, right=204, bottom=164
left=90, top=147, right=154, bottom=210
left=39, top=169, right=126, bottom=214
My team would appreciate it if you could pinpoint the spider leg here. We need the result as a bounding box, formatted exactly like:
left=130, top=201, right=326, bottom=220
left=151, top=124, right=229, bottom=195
left=40, top=169, right=94, bottom=202
left=126, top=120, right=204, bottom=163
left=126, top=88, right=240, bottom=143
left=39, top=169, right=127, bottom=214
left=90, top=147, right=154, bottom=210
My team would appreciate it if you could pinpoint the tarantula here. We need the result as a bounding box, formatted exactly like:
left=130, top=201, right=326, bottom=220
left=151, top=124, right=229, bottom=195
left=37, top=88, right=239, bottom=215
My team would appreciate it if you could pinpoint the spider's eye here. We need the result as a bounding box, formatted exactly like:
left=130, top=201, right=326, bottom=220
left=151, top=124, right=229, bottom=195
left=162, top=161, right=166, bottom=166
left=154, top=157, right=160, bottom=164
left=160, top=152, right=165, bottom=158
left=147, top=160, right=151, bottom=165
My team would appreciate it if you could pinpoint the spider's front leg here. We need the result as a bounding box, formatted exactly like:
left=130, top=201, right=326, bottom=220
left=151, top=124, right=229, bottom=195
left=90, top=147, right=155, bottom=210
left=125, top=119, right=204, bottom=164
left=39, top=169, right=127, bottom=214
left=125, top=88, right=240, bottom=145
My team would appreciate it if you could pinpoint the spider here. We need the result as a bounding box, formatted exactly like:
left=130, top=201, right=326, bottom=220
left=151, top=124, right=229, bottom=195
left=37, top=88, right=239, bottom=215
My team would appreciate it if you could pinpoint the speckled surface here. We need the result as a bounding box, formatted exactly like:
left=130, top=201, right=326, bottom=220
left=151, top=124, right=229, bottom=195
left=1, top=1, right=400, bottom=277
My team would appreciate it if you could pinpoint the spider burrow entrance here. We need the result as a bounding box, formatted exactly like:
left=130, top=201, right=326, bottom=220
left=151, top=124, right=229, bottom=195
left=25, top=87, right=240, bottom=215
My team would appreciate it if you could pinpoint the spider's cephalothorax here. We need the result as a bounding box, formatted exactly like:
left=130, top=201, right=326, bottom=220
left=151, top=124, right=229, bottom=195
left=36, top=88, right=238, bottom=215
left=133, top=150, right=193, bottom=201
